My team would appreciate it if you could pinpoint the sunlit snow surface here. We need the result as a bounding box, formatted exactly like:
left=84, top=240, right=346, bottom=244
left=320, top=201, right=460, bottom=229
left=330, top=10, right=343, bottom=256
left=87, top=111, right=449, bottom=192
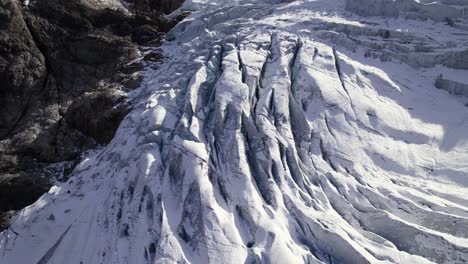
left=2, top=0, right=468, bottom=263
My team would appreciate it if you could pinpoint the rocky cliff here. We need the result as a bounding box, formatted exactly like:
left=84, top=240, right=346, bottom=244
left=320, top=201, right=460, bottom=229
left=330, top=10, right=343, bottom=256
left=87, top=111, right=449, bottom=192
left=0, top=0, right=183, bottom=215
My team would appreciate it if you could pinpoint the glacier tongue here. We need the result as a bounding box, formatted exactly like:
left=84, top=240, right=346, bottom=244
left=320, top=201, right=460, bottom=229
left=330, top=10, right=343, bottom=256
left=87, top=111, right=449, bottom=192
left=2, top=0, right=468, bottom=263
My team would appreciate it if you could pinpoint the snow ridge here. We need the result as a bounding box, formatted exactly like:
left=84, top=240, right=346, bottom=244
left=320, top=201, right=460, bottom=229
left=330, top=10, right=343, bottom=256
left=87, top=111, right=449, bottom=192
left=1, top=0, right=468, bottom=263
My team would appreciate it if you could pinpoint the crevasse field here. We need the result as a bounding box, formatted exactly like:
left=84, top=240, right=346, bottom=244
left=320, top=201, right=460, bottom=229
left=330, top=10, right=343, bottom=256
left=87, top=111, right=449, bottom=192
left=1, top=0, right=468, bottom=263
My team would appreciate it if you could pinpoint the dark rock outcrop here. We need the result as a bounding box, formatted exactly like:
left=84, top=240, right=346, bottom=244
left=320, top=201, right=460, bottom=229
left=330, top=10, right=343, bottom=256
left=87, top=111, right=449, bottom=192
left=65, top=88, right=129, bottom=144
left=0, top=0, right=46, bottom=140
left=0, top=210, right=15, bottom=232
left=128, top=0, right=185, bottom=15
left=0, top=0, right=184, bottom=214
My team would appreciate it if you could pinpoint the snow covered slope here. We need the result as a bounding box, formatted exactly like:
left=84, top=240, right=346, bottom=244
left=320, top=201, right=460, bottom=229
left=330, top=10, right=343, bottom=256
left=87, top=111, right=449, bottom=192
left=2, top=0, right=468, bottom=263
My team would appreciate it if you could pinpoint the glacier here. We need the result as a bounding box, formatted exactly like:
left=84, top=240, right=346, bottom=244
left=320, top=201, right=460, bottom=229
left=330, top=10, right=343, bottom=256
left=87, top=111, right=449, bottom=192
left=1, top=0, right=468, bottom=263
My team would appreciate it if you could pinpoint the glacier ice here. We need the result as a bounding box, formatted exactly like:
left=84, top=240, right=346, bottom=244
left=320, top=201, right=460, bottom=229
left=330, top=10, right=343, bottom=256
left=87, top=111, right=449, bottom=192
left=1, top=0, right=468, bottom=263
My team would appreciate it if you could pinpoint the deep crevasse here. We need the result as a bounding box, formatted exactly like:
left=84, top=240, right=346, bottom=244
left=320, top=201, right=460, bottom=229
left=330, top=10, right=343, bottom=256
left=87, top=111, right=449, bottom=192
left=1, top=0, right=468, bottom=263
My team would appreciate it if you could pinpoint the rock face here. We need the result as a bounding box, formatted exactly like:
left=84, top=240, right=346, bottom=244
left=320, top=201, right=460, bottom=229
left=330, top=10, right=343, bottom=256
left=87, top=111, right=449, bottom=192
left=128, top=0, right=185, bottom=14
left=0, top=0, right=46, bottom=139
left=65, top=89, right=129, bottom=144
left=0, top=0, right=182, bottom=216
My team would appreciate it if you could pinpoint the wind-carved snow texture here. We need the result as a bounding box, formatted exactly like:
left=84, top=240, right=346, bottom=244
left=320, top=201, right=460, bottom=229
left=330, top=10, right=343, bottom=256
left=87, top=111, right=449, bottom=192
left=2, top=0, right=468, bottom=263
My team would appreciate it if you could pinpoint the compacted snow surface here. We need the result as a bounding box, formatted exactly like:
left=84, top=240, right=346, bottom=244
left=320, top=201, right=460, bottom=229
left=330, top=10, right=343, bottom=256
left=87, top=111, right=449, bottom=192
left=2, top=0, right=468, bottom=263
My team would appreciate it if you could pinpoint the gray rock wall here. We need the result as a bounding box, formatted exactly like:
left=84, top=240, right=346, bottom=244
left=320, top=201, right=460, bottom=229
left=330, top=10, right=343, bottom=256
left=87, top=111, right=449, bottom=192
left=0, top=0, right=183, bottom=214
